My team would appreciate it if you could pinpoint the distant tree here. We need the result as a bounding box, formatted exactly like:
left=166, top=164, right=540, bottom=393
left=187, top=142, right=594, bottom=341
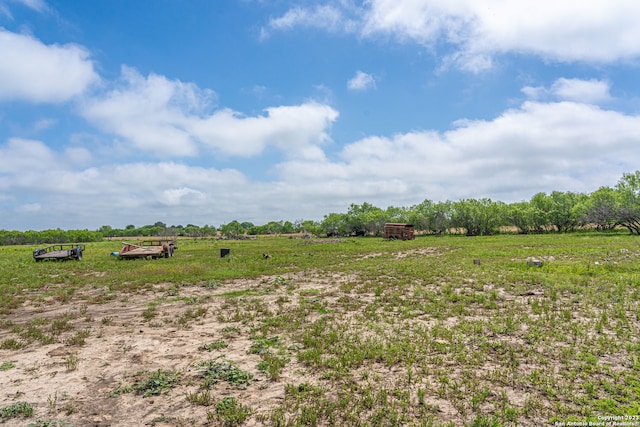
left=550, top=191, right=585, bottom=232
left=321, top=212, right=347, bottom=236
left=408, top=200, right=451, bottom=234
left=299, top=220, right=322, bottom=236
left=282, top=221, right=295, bottom=234
left=201, top=225, right=217, bottom=237
left=529, top=192, right=552, bottom=232
left=184, top=224, right=203, bottom=238
left=345, top=202, right=382, bottom=236
left=574, top=187, right=619, bottom=231
left=451, top=198, right=505, bottom=236
left=98, top=225, right=114, bottom=237
left=385, top=206, right=410, bottom=223
left=614, top=171, right=640, bottom=234
left=220, top=220, right=244, bottom=238
left=507, top=201, right=545, bottom=234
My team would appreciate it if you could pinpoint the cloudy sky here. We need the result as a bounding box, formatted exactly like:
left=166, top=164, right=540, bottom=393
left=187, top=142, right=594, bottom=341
left=1, top=0, right=640, bottom=230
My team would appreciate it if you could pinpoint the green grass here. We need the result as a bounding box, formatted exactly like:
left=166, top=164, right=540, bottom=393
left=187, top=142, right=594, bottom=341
left=196, top=357, right=254, bottom=389
left=0, top=401, right=33, bottom=419
left=112, top=369, right=181, bottom=398
left=0, top=361, right=15, bottom=371
left=209, top=397, right=252, bottom=427
left=3, top=233, right=640, bottom=425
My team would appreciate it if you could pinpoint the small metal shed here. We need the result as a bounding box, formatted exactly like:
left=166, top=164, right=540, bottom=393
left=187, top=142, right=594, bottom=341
left=384, top=223, right=415, bottom=240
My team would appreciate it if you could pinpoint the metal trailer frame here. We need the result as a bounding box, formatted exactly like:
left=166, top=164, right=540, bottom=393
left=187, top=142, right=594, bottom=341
left=117, top=240, right=177, bottom=259
left=33, top=244, right=85, bottom=261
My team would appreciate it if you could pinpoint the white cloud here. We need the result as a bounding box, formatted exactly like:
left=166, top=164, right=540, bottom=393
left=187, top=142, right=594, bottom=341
left=522, top=78, right=612, bottom=104
left=64, top=147, right=92, bottom=166
left=0, top=29, right=99, bottom=102
left=266, top=0, right=640, bottom=71
left=81, top=66, right=208, bottom=157
left=192, top=102, right=338, bottom=160
left=364, top=0, right=640, bottom=69
left=550, top=78, right=612, bottom=104
left=83, top=67, right=339, bottom=160
left=347, top=71, right=376, bottom=91
left=276, top=99, right=640, bottom=206
left=0, top=138, right=59, bottom=174
left=161, top=187, right=206, bottom=206
left=262, top=4, right=357, bottom=39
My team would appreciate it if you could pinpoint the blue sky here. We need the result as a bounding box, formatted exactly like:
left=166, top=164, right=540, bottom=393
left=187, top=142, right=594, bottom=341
left=1, top=0, right=640, bottom=230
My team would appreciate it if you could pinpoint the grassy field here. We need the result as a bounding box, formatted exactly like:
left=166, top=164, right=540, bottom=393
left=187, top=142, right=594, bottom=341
left=1, top=233, right=640, bottom=426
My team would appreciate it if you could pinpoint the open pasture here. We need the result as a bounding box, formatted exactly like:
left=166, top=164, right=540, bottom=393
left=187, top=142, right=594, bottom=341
left=1, top=234, right=640, bottom=426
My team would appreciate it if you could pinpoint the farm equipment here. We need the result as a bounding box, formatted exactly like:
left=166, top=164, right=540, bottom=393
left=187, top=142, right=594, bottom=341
left=33, top=244, right=85, bottom=261
left=117, top=240, right=177, bottom=259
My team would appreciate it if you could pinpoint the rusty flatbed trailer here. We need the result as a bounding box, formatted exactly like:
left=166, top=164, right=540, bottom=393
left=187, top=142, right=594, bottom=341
left=33, top=244, right=85, bottom=261
left=118, top=240, right=177, bottom=259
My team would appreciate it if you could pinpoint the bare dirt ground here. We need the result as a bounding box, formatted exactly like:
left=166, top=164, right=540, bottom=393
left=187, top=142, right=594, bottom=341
left=0, top=274, right=334, bottom=427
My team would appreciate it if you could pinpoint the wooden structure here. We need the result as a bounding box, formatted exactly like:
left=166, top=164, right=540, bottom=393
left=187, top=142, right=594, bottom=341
left=33, top=244, right=85, bottom=261
left=118, top=240, right=177, bottom=259
left=384, top=223, right=415, bottom=240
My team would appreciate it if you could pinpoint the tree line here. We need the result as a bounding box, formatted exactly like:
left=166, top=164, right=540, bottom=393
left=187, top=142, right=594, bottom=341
left=2, top=171, right=640, bottom=245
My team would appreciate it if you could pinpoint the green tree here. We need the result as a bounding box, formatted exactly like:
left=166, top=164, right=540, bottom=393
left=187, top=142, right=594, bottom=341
left=321, top=212, right=347, bottom=236
left=451, top=198, right=505, bottom=236
left=574, top=186, right=619, bottom=231
left=299, top=220, right=321, bottom=236
left=615, top=171, right=640, bottom=234
left=220, top=220, right=244, bottom=238
left=345, top=202, right=384, bottom=236
left=408, top=200, right=451, bottom=234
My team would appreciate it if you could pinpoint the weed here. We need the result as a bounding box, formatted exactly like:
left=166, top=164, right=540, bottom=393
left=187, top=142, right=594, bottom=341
left=61, top=402, right=76, bottom=416
left=177, top=306, right=207, bottom=327
left=109, top=384, right=134, bottom=397
left=257, top=353, right=288, bottom=380
left=142, top=306, right=158, bottom=322
left=134, top=369, right=181, bottom=397
left=47, top=391, right=58, bottom=409
left=65, top=354, right=79, bottom=371
left=220, top=326, right=241, bottom=337
left=199, top=340, right=228, bottom=351
left=1, top=338, right=26, bottom=350
left=112, top=369, right=180, bottom=398
left=0, top=401, right=33, bottom=419
left=50, top=316, right=73, bottom=335
left=186, top=389, right=212, bottom=406
left=208, top=397, right=252, bottom=427
left=197, top=357, right=253, bottom=389
left=249, top=335, right=280, bottom=355
left=0, top=361, right=15, bottom=371
left=164, top=285, right=180, bottom=297
left=202, top=280, right=222, bottom=289
left=65, top=329, right=90, bottom=346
